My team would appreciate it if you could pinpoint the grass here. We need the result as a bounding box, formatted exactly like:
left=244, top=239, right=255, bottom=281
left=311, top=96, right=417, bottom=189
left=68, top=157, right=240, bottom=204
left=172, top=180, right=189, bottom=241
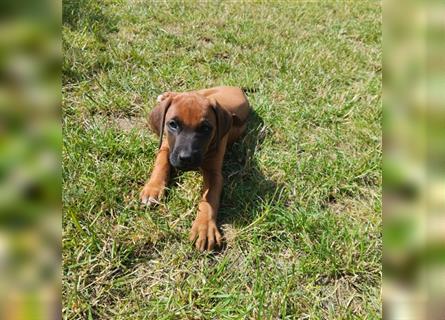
left=62, top=1, right=381, bottom=319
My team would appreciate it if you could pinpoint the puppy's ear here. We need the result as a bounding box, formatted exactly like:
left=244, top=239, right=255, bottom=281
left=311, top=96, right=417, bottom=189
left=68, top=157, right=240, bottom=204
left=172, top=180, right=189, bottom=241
left=149, top=96, right=172, bottom=148
left=210, top=99, right=233, bottom=147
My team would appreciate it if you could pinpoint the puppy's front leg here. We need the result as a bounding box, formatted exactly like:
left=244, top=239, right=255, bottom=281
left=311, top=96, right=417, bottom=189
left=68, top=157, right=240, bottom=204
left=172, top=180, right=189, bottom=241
left=189, top=168, right=223, bottom=251
left=140, top=141, right=170, bottom=205
left=189, top=136, right=228, bottom=251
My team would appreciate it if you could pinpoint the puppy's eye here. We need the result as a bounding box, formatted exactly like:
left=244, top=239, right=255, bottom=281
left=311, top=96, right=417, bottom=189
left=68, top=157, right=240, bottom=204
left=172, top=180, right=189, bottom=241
left=198, top=124, right=212, bottom=134
left=168, top=120, right=179, bottom=131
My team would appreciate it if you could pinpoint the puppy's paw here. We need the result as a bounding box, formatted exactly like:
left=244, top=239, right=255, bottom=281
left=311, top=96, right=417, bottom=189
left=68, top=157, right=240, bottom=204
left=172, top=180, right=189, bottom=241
left=189, top=219, right=222, bottom=251
left=140, top=184, right=163, bottom=206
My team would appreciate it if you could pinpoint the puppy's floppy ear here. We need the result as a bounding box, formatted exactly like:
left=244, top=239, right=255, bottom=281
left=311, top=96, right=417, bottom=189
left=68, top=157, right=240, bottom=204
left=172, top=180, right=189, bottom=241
left=210, top=98, right=233, bottom=149
left=149, top=96, right=172, bottom=148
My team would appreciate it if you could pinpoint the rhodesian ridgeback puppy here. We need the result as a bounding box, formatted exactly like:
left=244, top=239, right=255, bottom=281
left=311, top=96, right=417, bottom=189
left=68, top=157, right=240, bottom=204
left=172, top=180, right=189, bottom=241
left=140, top=86, right=250, bottom=251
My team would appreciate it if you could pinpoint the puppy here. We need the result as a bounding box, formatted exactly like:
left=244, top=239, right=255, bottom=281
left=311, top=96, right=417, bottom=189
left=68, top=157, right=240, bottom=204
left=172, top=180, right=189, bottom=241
left=140, top=86, right=250, bottom=250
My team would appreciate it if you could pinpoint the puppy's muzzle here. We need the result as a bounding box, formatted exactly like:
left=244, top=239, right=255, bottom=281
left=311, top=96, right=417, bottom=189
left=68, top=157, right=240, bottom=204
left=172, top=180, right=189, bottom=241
left=170, top=149, right=202, bottom=170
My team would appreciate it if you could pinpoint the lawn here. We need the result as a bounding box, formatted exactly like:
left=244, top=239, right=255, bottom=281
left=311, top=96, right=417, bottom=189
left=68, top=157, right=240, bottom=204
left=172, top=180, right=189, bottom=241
left=62, top=1, right=381, bottom=319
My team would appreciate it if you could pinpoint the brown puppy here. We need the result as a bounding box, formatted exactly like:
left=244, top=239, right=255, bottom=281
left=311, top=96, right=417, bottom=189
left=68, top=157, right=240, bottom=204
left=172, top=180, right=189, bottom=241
left=140, top=86, right=250, bottom=251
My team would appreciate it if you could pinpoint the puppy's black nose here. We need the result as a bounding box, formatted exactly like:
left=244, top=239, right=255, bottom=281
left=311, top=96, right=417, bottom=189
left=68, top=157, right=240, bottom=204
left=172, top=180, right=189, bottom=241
left=178, top=151, right=193, bottom=164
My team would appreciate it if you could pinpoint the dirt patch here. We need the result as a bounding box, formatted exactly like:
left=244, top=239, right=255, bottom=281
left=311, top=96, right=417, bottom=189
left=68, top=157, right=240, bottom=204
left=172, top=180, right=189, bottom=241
left=88, top=115, right=149, bottom=133
left=114, top=117, right=148, bottom=132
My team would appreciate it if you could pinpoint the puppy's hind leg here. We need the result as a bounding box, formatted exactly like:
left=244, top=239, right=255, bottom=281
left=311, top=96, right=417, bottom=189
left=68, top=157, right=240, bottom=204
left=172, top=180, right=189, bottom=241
left=227, top=123, right=247, bottom=145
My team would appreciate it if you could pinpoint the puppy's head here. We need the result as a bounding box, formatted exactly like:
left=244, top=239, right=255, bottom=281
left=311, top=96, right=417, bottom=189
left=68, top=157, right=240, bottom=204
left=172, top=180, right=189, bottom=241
left=150, top=93, right=232, bottom=170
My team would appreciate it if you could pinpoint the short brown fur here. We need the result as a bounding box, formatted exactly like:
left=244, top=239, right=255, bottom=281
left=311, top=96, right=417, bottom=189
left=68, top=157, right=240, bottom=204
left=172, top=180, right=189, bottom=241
left=140, top=86, right=250, bottom=251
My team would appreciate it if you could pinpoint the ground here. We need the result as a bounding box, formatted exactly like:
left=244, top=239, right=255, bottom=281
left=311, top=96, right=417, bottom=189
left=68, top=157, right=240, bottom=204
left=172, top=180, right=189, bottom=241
left=63, top=1, right=381, bottom=318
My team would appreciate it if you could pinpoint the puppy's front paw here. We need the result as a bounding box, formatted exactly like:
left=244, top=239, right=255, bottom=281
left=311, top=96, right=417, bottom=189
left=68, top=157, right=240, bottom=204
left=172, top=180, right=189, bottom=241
left=140, top=184, right=163, bottom=206
left=189, top=219, right=222, bottom=251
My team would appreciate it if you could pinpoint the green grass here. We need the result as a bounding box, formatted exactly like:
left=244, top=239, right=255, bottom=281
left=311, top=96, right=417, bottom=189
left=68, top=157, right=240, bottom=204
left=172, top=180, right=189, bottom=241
left=63, top=1, right=381, bottom=318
